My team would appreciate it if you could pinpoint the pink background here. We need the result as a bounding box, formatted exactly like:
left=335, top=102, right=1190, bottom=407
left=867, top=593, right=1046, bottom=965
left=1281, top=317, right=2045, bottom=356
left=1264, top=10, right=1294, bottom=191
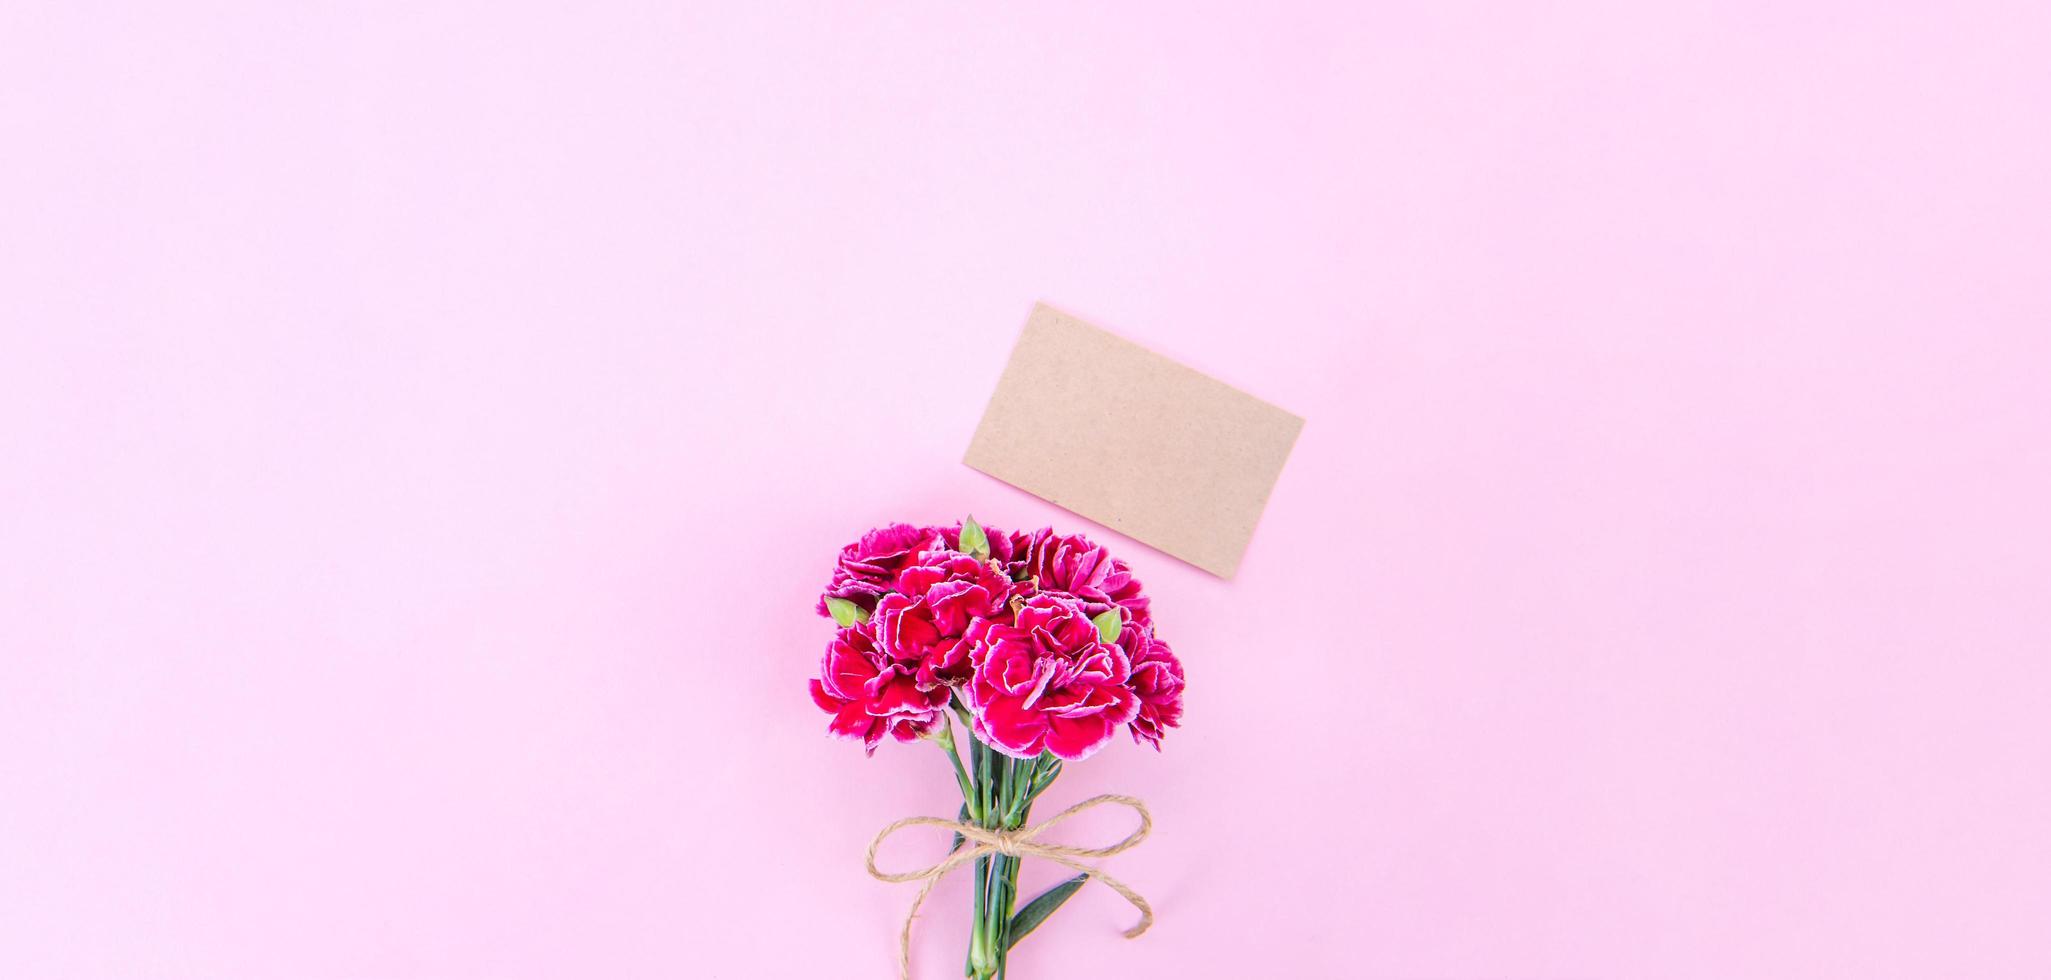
left=4, top=3, right=2048, bottom=978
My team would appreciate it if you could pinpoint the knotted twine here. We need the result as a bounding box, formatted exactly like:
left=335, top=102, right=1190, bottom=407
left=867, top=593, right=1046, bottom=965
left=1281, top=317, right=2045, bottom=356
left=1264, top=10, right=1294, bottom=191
left=863, top=793, right=1155, bottom=980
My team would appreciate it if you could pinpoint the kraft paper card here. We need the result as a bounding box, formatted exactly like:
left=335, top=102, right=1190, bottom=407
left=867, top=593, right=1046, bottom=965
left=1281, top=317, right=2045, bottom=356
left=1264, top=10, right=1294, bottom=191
left=964, top=303, right=1304, bottom=578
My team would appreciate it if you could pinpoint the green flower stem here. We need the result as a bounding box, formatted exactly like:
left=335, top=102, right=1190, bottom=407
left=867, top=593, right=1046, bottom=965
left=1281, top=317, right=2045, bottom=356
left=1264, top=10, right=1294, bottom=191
left=967, top=730, right=996, bottom=979
left=994, top=756, right=1024, bottom=960
left=932, top=717, right=975, bottom=810
left=946, top=721, right=1066, bottom=979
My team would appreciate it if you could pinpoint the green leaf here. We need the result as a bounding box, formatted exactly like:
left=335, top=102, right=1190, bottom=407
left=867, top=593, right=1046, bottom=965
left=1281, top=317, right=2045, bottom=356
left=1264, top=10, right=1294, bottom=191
left=1006, top=873, right=1090, bottom=950
left=959, top=515, right=990, bottom=560
left=823, top=596, right=868, bottom=627
left=1091, top=608, right=1122, bottom=644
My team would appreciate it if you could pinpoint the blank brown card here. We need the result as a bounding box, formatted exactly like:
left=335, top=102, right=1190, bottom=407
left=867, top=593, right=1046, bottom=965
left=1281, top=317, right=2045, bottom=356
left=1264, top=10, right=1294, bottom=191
left=964, top=303, right=1305, bottom=578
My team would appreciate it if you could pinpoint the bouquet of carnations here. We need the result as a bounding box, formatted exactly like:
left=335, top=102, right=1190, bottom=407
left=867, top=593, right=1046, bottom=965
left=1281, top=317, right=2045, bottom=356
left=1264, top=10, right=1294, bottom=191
left=810, top=518, right=1185, bottom=979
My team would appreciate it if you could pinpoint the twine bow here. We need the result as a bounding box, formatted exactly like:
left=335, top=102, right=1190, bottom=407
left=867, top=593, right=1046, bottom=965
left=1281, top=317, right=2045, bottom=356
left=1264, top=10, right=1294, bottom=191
left=864, top=793, right=1155, bottom=980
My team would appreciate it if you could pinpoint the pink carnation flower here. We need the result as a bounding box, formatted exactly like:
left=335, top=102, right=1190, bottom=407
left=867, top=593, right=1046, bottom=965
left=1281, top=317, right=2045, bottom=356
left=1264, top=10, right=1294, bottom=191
left=809, top=624, right=946, bottom=754
left=874, top=553, right=1015, bottom=689
left=1015, top=528, right=1151, bottom=625
left=815, top=523, right=946, bottom=616
left=1118, top=623, right=1185, bottom=749
left=964, top=594, right=1139, bottom=761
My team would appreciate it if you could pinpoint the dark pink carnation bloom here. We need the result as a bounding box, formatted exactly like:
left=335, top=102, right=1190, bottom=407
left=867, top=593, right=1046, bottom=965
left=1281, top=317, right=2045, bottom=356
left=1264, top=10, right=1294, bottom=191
left=875, top=553, right=1015, bottom=688
left=809, top=624, right=946, bottom=754
left=964, top=594, right=1138, bottom=761
left=1015, top=528, right=1150, bottom=625
left=815, top=523, right=946, bottom=617
left=896, top=552, right=1014, bottom=634
left=1118, top=623, right=1185, bottom=749
left=872, top=593, right=963, bottom=690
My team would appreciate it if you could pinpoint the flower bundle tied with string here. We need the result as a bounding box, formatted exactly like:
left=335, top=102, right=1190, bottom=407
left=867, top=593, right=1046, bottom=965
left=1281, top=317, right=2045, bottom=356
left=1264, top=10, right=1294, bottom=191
left=810, top=518, right=1185, bottom=980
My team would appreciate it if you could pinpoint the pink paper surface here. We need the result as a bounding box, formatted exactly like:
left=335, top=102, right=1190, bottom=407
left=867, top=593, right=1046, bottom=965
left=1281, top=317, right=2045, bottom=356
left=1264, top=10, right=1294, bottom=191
left=3, top=4, right=2048, bottom=978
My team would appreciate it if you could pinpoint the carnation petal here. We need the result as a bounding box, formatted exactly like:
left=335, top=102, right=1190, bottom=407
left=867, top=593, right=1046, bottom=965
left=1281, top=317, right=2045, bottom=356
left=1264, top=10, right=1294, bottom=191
left=808, top=678, right=846, bottom=713
left=976, top=695, right=1049, bottom=759
left=828, top=701, right=877, bottom=742
left=1044, top=711, right=1117, bottom=761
